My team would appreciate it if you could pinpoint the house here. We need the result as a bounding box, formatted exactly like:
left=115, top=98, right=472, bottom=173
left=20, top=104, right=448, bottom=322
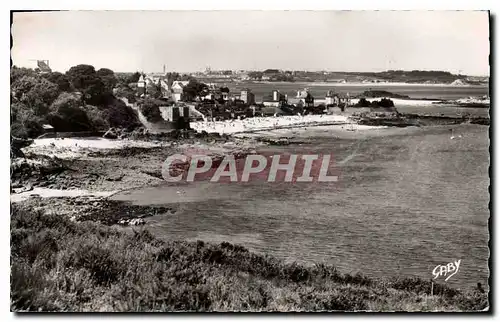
left=202, top=85, right=231, bottom=102
left=137, top=74, right=146, bottom=88
left=325, top=90, right=339, bottom=106
left=294, top=88, right=314, bottom=108
left=325, top=90, right=350, bottom=107
left=171, top=80, right=190, bottom=102
left=240, top=88, right=255, bottom=105
left=263, top=90, right=287, bottom=107
left=220, top=86, right=230, bottom=101
left=202, top=84, right=222, bottom=101
left=338, top=93, right=350, bottom=106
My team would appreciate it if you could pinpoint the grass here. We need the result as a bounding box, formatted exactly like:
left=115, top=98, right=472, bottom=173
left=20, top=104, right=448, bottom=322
left=10, top=203, right=488, bottom=312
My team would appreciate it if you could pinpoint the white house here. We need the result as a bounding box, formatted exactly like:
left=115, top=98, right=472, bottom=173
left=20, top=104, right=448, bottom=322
left=171, top=81, right=190, bottom=102
left=137, top=75, right=146, bottom=88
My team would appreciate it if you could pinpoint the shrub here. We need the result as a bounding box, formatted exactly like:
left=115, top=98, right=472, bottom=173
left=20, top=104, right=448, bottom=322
left=12, top=76, right=60, bottom=116
left=85, top=105, right=110, bottom=131
left=355, top=98, right=371, bottom=107
left=101, top=98, right=140, bottom=130
left=47, top=93, right=93, bottom=132
left=372, top=98, right=395, bottom=108
left=43, top=72, right=72, bottom=92
left=10, top=103, right=44, bottom=139
left=140, top=99, right=164, bottom=123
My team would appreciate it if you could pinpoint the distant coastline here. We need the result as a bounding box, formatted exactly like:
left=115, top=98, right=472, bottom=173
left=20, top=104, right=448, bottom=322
left=248, top=81, right=489, bottom=87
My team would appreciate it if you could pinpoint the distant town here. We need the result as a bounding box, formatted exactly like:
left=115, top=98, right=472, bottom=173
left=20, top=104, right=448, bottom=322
left=11, top=60, right=490, bottom=141
left=131, top=65, right=489, bottom=85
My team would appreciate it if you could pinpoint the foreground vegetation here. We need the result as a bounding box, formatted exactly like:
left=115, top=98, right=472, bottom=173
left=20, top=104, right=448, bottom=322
left=10, top=204, right=488, bottom=312
left=11, top=65, right=140, bottom=139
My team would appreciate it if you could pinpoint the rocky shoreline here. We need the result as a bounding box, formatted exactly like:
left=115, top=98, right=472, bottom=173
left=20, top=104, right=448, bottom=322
left=10, top=131, right=262, bottom=226
left=10, top=112, right=489, bottom=225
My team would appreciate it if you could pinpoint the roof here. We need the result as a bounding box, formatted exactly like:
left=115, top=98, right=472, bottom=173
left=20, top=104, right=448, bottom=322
left=171, top=81, right=189, bottom=89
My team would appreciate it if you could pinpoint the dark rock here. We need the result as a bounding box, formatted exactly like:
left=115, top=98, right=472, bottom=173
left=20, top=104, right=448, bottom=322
left=106, top=173, right=124, bottom=181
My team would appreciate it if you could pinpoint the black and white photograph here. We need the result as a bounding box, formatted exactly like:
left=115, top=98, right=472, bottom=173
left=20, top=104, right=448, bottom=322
left=9, top=9, right=491, bottom=312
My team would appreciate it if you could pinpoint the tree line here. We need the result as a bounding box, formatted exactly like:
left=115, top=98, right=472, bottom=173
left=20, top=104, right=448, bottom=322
left=11, top=64, right=140, bottom=139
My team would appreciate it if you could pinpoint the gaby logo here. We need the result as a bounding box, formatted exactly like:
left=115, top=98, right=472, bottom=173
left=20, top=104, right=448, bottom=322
left=432, top=260, right=461, bottom=282
left=161, top=152, right=339, bottom=183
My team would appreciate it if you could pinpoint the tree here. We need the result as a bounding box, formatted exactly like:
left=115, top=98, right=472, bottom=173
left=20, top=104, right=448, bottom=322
left=97, top=68, right=118, bottom=93
left=180, top=74, right=192, bottom=81
left=43, top=72, right=72, bottom=92
left=11, top=66, right=37, bottom=84
left=166, top=72, right=180, bottom=88
left=263, top=69, right=280, bottom=74
left=11, top=102, right=44, bottom=139
left=146, top=82, right=163, bottom=99
left=66, top=64, right=105, bottom=104
left=11, top=76, right=39, bottom=99
left=140, top=98, right=164, bottom=123
left=49, top=92, right=81, bottom=113
left=47, top=92, right=92, bottom=132
left=182, top=79, right=208, bottom=102
left=12, top=76, right=59, bottom=116
left=248, top=71, right=263, bottom=80
left=127, top=71, right=141, bottom=83
left=355, top=98, right=371, bottom=107
left=115, top=85, right=137, bottom=103
left=101, top=98, right=140, bottom=130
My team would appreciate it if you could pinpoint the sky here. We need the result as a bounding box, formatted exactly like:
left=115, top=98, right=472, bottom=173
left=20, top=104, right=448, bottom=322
left=11, top=10, right=490, bottom=75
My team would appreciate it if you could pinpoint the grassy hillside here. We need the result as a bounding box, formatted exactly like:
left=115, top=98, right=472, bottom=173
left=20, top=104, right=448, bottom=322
left=10, top=204, right=488, bottom=312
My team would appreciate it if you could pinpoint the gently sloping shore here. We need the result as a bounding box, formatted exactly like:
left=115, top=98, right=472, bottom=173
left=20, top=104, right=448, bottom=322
left=10, top=204, right=488, bottom=312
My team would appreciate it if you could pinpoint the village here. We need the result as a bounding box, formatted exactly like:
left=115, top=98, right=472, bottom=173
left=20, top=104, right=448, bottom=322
left=132, top=70, right=354, bottom=126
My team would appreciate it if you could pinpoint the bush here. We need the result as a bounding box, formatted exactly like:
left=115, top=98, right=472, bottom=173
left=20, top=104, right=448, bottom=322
left=355, top=98, right=371, bottom=107
left=46, top=107, right=92, bottom=132
left=43, top=72, right=72, bottom=92
left=45, top=93, right=92, bottom=132
left=371, top=98, right=395, bottom=108
left=101, top=98, right=140, bottom=130
left=12, top=76, right=60, bottom=116
left=114, top=86, right=137, bottom=104
left=140, top=99, right=164, bottom=123
left=85, top=106, right=110, bottom=130
left=11, top=103, right=44, bottom=139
